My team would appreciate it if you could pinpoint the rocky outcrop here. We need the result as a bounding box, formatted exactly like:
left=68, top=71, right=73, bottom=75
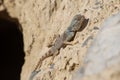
left=72, top=11, right=120, bottom=80
left=2, top=0, right=120, bottom=80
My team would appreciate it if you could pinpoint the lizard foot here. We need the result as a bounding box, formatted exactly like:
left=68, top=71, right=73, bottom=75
left=63, top=40, right=79, bottom=45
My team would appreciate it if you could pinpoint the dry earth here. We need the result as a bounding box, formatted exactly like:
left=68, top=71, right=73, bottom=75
left=2, top=0, right=120, bottom=80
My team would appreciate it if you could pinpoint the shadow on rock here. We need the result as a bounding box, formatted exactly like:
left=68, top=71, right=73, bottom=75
left=0, top=9, right=25, bottom=80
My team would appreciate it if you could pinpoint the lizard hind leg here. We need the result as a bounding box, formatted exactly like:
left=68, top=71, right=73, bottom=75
left=49, top=50, right=59, bottom=67
left=47, top=34, right=60, bottom=47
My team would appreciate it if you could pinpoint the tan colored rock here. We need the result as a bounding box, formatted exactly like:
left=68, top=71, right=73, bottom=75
left=3, top=0, right=120, bottom=80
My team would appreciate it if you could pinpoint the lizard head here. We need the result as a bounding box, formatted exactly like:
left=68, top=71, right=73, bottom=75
left=68, top=14, right=86, bottom=32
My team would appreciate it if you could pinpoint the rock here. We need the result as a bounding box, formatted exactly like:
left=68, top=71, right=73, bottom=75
left=72, top=12, right=120, bottom=80
left=2, top=0, right=120, bottom=80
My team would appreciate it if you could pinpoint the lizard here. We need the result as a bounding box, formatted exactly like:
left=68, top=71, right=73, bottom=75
left=29, top=14, right=89, bottom=80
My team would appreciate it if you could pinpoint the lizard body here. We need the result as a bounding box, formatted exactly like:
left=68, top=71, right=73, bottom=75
left=29, top=14, right=88, bottom=80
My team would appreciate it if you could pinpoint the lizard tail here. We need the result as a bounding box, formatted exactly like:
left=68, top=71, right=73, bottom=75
left=33, top=50, right=53, bottom=71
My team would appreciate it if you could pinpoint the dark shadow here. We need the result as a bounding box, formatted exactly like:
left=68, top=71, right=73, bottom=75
left=0, top=9, right=25, bottom=80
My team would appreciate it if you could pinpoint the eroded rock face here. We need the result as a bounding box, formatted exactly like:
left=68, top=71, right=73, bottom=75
left=2, top=0, right=120, bottom=80
left=72, top=12, right=120, bottom=80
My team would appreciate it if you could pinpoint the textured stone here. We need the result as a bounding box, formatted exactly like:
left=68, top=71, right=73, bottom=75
left=72, top=12, right=120, bottom=80
left=3, top=0, right=120, bottom=80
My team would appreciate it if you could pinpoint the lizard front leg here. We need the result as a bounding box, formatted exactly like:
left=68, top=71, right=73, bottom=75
left=63, top=31, right=78, bottom=45
left=63, top=40, right=79, bottom=45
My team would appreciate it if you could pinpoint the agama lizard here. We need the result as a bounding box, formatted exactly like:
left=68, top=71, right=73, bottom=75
left=29, top=14, right=88, bottom=80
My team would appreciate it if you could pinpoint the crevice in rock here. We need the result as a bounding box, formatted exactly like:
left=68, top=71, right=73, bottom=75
left=26, top=34, right=35, bottom=55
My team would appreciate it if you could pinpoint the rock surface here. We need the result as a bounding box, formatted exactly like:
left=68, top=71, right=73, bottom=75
left=72, top=11, right=120, bottom=80
left=2, top=0, right=120, bottom=80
